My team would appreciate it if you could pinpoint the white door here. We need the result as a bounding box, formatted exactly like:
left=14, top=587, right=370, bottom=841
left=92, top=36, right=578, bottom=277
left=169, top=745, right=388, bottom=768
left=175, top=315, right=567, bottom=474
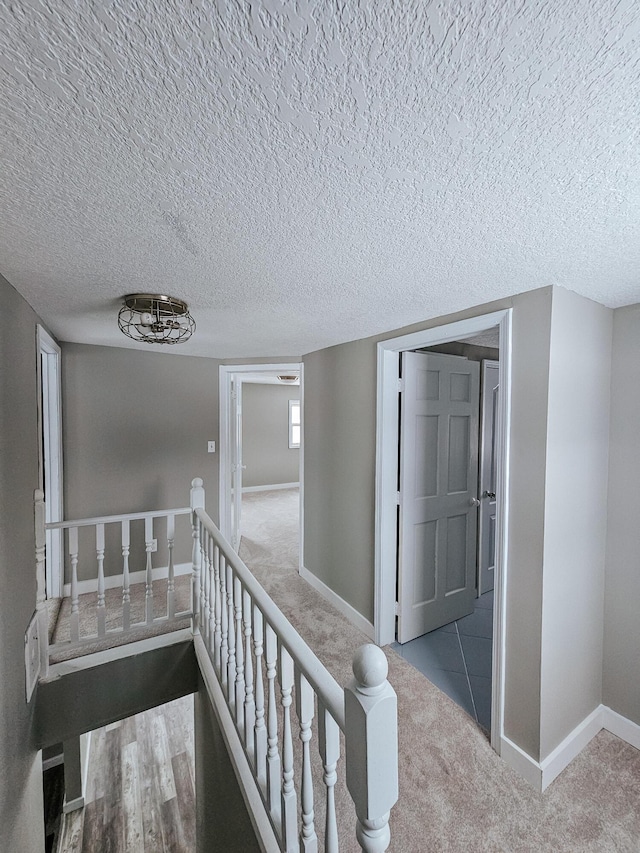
left=398, top=351, right=480, bottom=643
left=230, top=378, right=244, bottom=551
left=478, top=361, right=499, bottom=595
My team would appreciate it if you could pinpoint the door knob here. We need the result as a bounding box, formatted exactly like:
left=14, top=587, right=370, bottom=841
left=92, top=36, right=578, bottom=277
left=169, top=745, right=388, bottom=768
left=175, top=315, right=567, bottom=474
left=470, top=498, right=480, bottom=507
left=483, top=491, right=496, bottom=499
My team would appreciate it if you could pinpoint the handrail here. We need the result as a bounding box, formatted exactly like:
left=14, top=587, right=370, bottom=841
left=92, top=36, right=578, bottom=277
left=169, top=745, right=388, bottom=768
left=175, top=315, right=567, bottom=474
left=46, top=506, right=191, bottom=530
left=195, top=506, right=346, bottom=730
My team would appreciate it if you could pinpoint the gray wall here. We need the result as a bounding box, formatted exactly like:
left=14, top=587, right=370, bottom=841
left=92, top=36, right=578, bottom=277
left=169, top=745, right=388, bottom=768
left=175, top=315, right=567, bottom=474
left=62, top=343, right=221, bottom=579
left=539, top=288, right=612, bottom=757
left=0, top=274, right=46, bottom=851
left=242, top=382, right=300, bottom=488
left=604, top=303, right=640, bottom=725
left=303, top=286, right=616, bottom=762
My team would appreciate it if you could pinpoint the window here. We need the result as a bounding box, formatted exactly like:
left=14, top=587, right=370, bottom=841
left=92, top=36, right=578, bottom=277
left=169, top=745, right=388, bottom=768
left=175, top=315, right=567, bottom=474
left=289, top=399, right=301, bottom=448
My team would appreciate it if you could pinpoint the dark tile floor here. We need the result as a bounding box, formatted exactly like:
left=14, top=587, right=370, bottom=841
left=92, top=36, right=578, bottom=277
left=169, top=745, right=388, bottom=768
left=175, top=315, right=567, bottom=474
left=391, top=590, right=494, bottom=732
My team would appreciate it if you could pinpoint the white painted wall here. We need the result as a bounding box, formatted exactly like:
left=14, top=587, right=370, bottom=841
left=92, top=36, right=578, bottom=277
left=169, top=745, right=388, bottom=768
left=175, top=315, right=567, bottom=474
left=539, top=288, right=612, bottom=759
left=603, top=303, right=640, bottom=726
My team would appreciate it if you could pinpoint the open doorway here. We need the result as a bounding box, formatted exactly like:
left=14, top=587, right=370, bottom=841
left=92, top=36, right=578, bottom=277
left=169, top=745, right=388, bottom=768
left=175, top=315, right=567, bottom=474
left=392, top=332, right=500, bottom=733
left=219, top=364, right=303, bottom=567
left=375, top=310, right=512, bottom=751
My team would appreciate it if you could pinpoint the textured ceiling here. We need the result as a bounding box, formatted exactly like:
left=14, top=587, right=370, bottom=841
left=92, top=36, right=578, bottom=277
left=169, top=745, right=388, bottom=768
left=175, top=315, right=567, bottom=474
left=1, top=1, right=639, bottom=357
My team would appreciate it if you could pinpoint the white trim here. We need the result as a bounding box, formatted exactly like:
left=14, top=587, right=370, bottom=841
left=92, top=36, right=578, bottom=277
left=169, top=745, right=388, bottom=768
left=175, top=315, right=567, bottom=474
left=62, top=795, right=85, bottom=814
left=374, top=310, right=512, bottom=755
left=42, top=752, right=64, bottom=771
left=602, top=706, right=640, bottom=749
left=539, top=705, right=604, bottom=789
left=46, top=628, right=193, bottom=679
left=194, top=634, right=280, bottom=852
left=62, top=561, right=192, bottom=597
left=242, top=482, right=300, bottom=494
left=300, top=565, right=375, bottom=641
left=501, top=704, right=640, bottom=792
left=37, top=325, right=64, bottom=599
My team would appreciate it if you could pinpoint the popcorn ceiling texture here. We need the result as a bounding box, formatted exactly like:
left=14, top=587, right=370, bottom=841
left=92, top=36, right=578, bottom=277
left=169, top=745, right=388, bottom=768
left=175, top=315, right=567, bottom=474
left=1, top=1, right=639, bottom=357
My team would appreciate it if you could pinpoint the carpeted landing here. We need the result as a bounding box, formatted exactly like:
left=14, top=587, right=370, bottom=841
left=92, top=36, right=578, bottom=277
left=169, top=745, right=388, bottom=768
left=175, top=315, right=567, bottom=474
left=239, top=488, right=640, bottom=853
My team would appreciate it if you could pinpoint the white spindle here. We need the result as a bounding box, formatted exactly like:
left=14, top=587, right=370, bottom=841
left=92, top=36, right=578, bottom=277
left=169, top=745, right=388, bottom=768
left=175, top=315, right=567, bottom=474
left=280, top=645, right=298, bottom=852
left=296, top=672, right=317, bottom=852
left=201, top=526, right=210, bottom=645
left=213, top=544, right=222, bottom=672
left=345, top=646, right=398, bottom=853
left=69, top=526, right=80, bottom=642
left=253, top=605, right=267, bottom=789
left=226, top=561, right=236, bottom=711
left=96, top=523, right=106, bottom=637
left=318, top=702, right=340, bottom=853
left=243, top=588, right=255, bottom=758
left=121, top=520, right=131, bottom=631
left=208, top=533, right=215, bottom=650
left=219, top=553, right=229, bottom=694
left=144, top=516, right=154, bottom=624
left=234, top=576, right=245, bottom=736
left=190, top=478, right=205, bottom=633
left=167, top=513, right=175, bottom=619
left=265, top=622, right=281, bottom=823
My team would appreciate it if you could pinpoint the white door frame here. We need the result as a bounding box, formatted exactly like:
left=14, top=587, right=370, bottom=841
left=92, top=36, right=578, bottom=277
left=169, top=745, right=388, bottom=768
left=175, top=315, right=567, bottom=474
left=219, top=363, right=304, bottom=564
left=374, top=309, right=512, bottom=751
left=36, top=325, right=64, bottom=599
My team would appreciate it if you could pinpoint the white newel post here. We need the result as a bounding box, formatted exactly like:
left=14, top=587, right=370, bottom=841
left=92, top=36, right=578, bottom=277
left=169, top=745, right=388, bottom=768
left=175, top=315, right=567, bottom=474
left=190, top=478, right=205, bottom=634
left=345, top=645, right=398, bottom=853
left=34, top=489, right=49, bottom=677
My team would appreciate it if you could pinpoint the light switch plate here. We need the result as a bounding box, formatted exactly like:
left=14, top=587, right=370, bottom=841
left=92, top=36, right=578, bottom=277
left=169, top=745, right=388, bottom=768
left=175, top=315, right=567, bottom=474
left=208, top=441, right=216, bottom=453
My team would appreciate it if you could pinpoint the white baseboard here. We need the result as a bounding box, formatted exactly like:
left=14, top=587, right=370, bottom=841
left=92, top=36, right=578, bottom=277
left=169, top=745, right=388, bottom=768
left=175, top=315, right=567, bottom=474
left=501, top=703, right=640, bottom=792
left=62, top=562, right=192, bottom=597
left=299, top=565, right=375, bottom=641
left=42, top=752, right=64, bottom=772
left=602, top=706, right=640, bottom=749
left=242, top=482, right=299, bottom=493
left=539, top=705, right=604, bottom=789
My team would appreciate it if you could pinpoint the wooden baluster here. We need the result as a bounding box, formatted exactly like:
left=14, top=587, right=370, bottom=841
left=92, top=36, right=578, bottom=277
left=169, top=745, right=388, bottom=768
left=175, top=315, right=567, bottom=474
left=69, top=526, right=80, bottom=642
left=265, top=622, right=281, bottom=824
left=296, top=673, right=317, bottom=852
left=318, top=702, right=340, bottom=853
left=208, top=533, right=215, bottom=651
left=213, top=544, right=222, bottom=672
left=243, top=588, right=255, bottom=758
left=219, top=553, right=229, bottom=694
left=121, top=520, right=131, bottom=632
left=279, top=645, right=298, bottom=851
left=253, top=606, right=267, bottom=790
left=345, top=645, right=398, bottom=853
left=144, top=517, right=154, bottom=624
left=190, top=478, right=205, bottom=634
left=226, top=561, right=236, bottom=712
left=167, top=513, right=175, bottom=620
left=96, top=523, right=106, bottom=637
left=201, top=527, right=210, bottom=644
left=234, top=576, right=245, bottom=737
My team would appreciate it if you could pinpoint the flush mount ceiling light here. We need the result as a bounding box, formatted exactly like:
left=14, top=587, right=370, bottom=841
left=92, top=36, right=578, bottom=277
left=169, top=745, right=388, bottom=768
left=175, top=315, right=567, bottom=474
left=118, top=294, right=195, bottom=345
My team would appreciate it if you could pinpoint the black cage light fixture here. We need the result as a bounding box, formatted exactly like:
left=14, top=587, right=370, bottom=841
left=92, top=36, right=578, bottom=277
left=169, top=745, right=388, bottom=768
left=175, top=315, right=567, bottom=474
left=118, top=293, right=196, bottom=345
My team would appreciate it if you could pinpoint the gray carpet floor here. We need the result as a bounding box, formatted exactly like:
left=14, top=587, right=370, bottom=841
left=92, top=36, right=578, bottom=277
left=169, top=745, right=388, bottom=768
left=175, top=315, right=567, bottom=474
left=239, top=488, right=640, bottom=853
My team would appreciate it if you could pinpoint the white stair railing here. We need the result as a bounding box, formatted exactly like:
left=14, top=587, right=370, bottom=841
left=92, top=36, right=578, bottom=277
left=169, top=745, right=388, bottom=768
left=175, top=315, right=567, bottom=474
left=36, top=494, right=193, bottom=662
left=190, top=478, right=399, bottom=853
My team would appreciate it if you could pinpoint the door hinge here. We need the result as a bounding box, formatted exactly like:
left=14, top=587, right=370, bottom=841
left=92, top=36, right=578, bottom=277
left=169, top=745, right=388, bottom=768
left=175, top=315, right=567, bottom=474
left=398, top=378, right=404, bottom=393
left=396, top=491, right=401, bottom=505
left=394, top=601, right=399, bottom=616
